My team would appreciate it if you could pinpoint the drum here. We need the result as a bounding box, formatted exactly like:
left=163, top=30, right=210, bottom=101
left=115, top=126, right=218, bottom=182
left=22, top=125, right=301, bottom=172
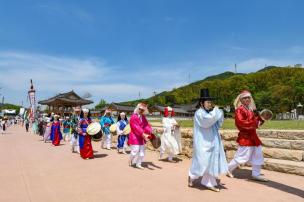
left=149, top=133, right=161, bottom=149
left=87, top=122, right=101, bottom=136
left=122, top=124, right=131, bottom=135
left=109, top=124, right=117, bottom=133
left=92, top=130, right=103, bottom=141
left=260, top=109, right=273, bottom=121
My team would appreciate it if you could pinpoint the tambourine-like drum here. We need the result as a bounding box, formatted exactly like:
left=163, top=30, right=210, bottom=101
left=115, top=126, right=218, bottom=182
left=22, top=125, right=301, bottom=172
left=260, top=109, right=273, bottom=121
left=92, top=130, right=103, bottom=141
left=86, top=122, right=103, bottom=141
left=109, top=124, right=117, bottom=133
left=86, top=122, right=102, bottom=136
left=122, top=124, right=131, bottom=135
left=149, top=133, right=161, bottom=149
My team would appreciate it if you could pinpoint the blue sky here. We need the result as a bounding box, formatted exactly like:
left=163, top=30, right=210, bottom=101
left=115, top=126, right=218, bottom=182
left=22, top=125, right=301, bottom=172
left=0, top=0, right=303, bottom=106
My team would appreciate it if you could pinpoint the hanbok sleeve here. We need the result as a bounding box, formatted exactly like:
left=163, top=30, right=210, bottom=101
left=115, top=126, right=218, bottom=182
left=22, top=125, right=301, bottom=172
left=130, top=116, right=144, bottom=137
left=110, top=117, right=115, bottom=124
left=78, top=120, right=84, bottom=135
left=195, top=107, right=222, bottom=129
left=116, top=121, right=123, bottom=135
left=143, top=116, right=152, bottom=134
left=100, top=117, right=105, bottom=128
left=162, top=118, right=172, bottom=133
left=235, top=108, right=257, bottom=130
left=214, top=109, right=224, bottom=130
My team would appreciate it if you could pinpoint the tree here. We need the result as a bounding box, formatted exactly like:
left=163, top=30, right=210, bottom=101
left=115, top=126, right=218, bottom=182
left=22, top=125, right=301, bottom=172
left=95, top=99, right=107, bottom=109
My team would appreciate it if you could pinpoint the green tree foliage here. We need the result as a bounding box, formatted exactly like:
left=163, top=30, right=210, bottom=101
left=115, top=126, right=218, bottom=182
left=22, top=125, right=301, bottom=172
left=121, top=67, right=304, bottom=113
left=0, top=104, right=21, bottom=114
left=95, top=99, right=107, bottom=109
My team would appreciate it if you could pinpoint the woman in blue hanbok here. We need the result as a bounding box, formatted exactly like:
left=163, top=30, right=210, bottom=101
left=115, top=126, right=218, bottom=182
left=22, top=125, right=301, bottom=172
left=100, top=109, right=115, bottom=150
left=116, top=112, right=129, bottom=154
left=188, top=89, right=228, bottom=192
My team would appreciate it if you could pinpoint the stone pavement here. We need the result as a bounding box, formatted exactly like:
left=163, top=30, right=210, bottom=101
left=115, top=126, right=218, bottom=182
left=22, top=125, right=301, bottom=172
left=0, top=125, right=303, bottom=202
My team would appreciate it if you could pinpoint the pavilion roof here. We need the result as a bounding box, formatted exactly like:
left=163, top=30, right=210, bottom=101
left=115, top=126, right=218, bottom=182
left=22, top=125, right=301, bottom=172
left=38, top=91, right=93, bottom=107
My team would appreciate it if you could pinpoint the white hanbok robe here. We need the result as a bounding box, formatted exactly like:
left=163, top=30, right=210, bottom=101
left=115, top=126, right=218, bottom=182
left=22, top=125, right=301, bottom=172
left=160, top=117, right=182, bottom=155
left=189, top=107, right=228, bottom=179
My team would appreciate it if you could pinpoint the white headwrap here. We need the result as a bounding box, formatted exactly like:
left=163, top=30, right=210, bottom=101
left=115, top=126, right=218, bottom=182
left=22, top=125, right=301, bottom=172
left=233, top=90, right=256, bottom=110
left=167, top=106, right=173, bottom=111
left=82, top=108, right=89, bottom=113
left=134, top=103, right=149, bottom=115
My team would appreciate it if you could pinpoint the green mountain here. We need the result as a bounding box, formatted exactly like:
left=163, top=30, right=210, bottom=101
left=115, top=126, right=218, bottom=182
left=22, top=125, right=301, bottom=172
left=121, top=66, right=304, bottom=113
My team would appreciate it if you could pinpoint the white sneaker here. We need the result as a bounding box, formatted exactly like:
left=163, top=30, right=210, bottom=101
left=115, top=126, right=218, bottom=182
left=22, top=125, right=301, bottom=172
left=251, top=175, right=269, bottom=182
left=226, top=171, right=234, bottom=178
left=206, top=186, right=220, bottom=192
left=188, top=176, right=194, bottom=187
left=136, top=165, right=145, bottom=170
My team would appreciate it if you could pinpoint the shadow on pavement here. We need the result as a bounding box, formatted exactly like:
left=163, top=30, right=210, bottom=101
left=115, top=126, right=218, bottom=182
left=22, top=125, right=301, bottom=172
left=142, top=161, right=162, bottom=170
left=94, top=154, right=108, bottom=158
left=233, top=169, right=304, bottom=198
left=190, top=177, right=228, bottom=191
left=159, top=157, right=183, bottom=163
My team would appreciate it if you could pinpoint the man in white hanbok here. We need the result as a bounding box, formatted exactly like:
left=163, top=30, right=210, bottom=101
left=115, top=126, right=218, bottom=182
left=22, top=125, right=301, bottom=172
left=188, top=89, right=228, bottom=192
left=159, top=106, right=182, bottom=162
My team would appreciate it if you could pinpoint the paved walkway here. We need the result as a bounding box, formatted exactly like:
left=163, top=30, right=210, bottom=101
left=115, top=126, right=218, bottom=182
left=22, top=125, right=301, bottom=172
left=0, top=125, right=303, bottom=202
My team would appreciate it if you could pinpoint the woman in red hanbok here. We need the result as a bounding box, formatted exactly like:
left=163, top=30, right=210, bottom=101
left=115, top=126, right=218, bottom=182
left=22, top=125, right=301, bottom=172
left=50, top=115, right=63, bottom=146
left=78, top=109, right=94, bottom=159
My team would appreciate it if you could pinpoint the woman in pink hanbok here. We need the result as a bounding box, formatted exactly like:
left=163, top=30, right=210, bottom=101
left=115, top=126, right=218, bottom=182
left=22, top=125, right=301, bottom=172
left=128, top=103, right=152, bottom=169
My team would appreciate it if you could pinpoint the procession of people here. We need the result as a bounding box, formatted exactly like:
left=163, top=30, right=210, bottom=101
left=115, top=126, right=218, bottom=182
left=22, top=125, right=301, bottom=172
left=11, top=88, right=271, bottom=193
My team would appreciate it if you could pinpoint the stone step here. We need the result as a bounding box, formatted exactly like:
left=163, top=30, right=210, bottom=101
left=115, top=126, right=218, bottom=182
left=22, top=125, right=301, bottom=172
left=263, top=148, right=304, bottom=162
left=261, top=138, right=304, bottom=150
left=263, top=158, right=304, bottom=176
left=226, top=147, right=304, bottom=162
left=258, top=130, right=304, bottom=140
left=221, top=130, right=304, bottom=141
left=223, top=138, right=304, bottom=151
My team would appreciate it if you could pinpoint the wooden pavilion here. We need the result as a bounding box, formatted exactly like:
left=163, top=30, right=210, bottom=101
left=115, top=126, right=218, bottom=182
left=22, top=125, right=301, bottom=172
left=38, top=91, right=93, bottom=115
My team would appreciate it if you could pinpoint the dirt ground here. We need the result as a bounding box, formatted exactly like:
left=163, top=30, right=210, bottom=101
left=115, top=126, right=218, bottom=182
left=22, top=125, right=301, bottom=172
left=0, top=125, right=303, bottom=202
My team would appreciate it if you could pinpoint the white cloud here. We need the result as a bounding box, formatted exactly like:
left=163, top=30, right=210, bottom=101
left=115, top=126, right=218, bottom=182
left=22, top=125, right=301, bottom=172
left=5, top=51, right=302, bottom=107
left=236, top=57, right=304, bottom=73
left=0, top=51, right=188, bottom=105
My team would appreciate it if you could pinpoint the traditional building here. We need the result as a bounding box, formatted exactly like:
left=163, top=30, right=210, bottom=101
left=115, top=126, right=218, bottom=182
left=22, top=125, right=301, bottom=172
left=105, top=103, right=135, bottom=115
left=150, top=105, right=190, bottom=117
left=173, top=102, right=198, bottom=116
left=38, top=91, right=93, bottom=115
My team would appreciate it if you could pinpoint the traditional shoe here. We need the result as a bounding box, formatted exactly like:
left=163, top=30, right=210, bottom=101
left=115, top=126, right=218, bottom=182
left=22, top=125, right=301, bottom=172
left=226, top=171, right=234, bottom=178
left=136, top=165, right=145, bottom=169
left=122, top=150, right=127, bottom=154
left=251, top=175, right=269, bottom=182
left=206, top=186, right=220, bottom=192
left=159, top=153, right=163, bottom=160
left=188, top=176, right=194, bottom=187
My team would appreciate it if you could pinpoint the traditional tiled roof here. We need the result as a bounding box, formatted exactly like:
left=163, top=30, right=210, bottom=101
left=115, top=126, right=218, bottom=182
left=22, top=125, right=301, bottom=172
left=152, top=105, right=189, bottom=114
left=107, top=103, right=135, bottom=112
left=38, top=91, right=93, bottom=106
